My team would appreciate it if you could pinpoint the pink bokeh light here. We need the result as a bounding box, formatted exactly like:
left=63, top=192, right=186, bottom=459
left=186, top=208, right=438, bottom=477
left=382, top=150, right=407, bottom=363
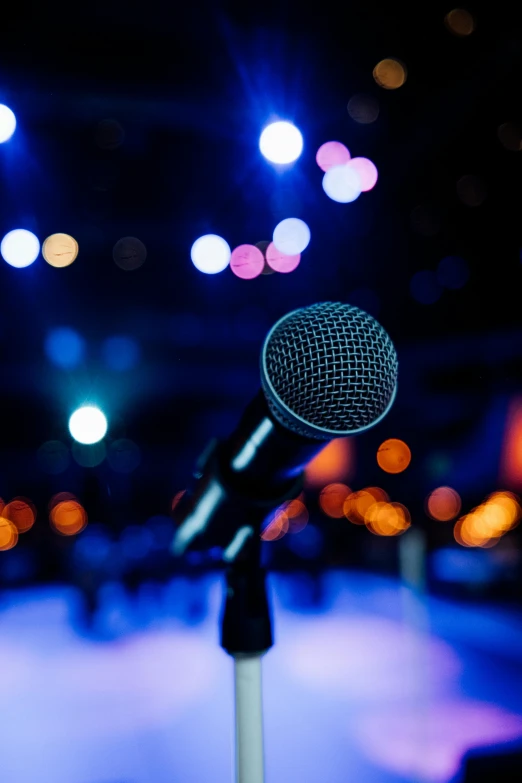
left=347, top=157, right=378, bottom=191
left=266, top=242, right=301, bottom=273
left=229, top=244, right=265, bottom=280
left=316, top=141, right=351, bottom=172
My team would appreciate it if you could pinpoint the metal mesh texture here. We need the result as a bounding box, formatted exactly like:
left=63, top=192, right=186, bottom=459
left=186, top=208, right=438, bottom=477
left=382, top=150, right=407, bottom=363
left=263, top=302, right=398, bottom=437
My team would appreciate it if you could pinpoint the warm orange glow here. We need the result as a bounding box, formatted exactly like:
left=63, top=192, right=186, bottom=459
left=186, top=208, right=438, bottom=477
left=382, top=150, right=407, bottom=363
left=261, top=509, right=289, bottom=541
left=343, top=487, right=389, bottom=524
left=0, top=517, right=18, bottom=551
left=49, top=492, right=78, bottom=512
left=319, top=483, right=351, bottom=518
left=426, top=486, right=462, bottom=521
left=42, top=233, right=79, bottom=268
left=171, top=490, right=186, bottom=512
left=377, top=439, right=411, bottom=474
left=282, top=498, right=309, bottom=534
left=500, top=396, right=522, bottom=488
left=373, top=58, right=407, bottom=90
left=453, top=491, right=521, bottom=548
left=0, top=498, right=4, bottom=515
left=365, top=502, right=411, bottom=536
left=50, top=500, right=88, bottom=536
left=2, top=497, right=36, bottom=533
left=444, top=8, right=475, bottom=36
left=305, top=438, right=355, bottom=487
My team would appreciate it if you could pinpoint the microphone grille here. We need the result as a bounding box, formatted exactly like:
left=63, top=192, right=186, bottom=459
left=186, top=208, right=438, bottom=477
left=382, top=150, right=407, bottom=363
left=261, top=302, right=398, bottom=439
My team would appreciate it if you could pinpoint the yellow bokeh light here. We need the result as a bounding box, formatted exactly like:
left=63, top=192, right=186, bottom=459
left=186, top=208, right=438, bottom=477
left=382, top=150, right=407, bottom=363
left=377, top=439, right=411, bottom=474
left=319, top=483, right=351, bottom=518
left=365, top=502, right=411, bottom=536
left=42, top=233, right=79, bottom=268
left=444, top=8, right=475, bottom=36
left=2, top=497, right=36, bottom=533
left=426, top=486, right=461, bottom=521
left=50, top=500, right=88, bottom=536
left=0, top=517, right=18, bottom=550
left=373, top=58, right=407, bottom=90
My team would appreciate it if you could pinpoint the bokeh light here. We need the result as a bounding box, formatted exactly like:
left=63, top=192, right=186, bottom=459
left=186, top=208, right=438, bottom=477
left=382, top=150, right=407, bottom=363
left=456, top=175, right=486, bottom=206
left=344, top=487, right=390, bottom=525
left=377, top=439, right=412, bottom=474
left=259, top=121, right=303, bottom=164
left=347, top=157, right=378, bottom=192
left=500, top=396, right=522, bottom=487
left=37, top=440, right=71, bottom=475
left=265, top=242, right=301, bottom=273
left=497, top=122, right=522, bottom=152
left=410, top=270, right=442, bottom=305
left=69, top=405, right=108, bottom=445
left=319, top=483, right=351, bottom=518
left=305, top=438, right=355, bottom=487
left=229, top=244, right=265, bottom=280
left=280, top=497, right=309, bottom=534
left=365, top=502, right=411, bottom=536
left=101, top=335, right=140, bottom=371
left=0, top=517, right=18, bottom=550
left=373, top=58, right=407, bottom=90
left=44, top=327, right=85, bottom=369
left=444, top=8, right=475, bottom=36
left=72, top=440, right=107, bottom=467
left=95, top=118, right=125, bottom=149
left=454, top=491, right=521, bottom=548
left=315, top=141, right=351, bottom=172
left=437, top=255, right=470, bottom=289
left=272, top=218, right=310, bottom=255
left=322, top=164, right=362, bottom=203
left=190, top=234, right=231, bottom=274
left=261, top=508, right=290, bottom=541
left=42, top=233, right=79, bottom=268
left=107, top=439, right=141, bottom=473
left=426, top=486, right=462, bottom=521
left=347, top=94, right=379, bottom=124
left=50, top=499, right=88, bottom=536
left=0, top=104, right=16, bottom=143
left=1, top=229, right=40, bottom=268
left=2, top=498, right=36, bottom=533
left=113, top=236, right=147, bottom=271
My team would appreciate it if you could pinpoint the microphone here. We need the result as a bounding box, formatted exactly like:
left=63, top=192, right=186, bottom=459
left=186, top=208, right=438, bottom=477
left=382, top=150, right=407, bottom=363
left=172, top=301, right=398, bottom=560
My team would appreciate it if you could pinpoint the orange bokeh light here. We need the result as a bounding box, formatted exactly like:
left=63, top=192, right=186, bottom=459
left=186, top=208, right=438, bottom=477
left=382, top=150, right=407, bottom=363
left=343, top=487, right=389, bottom=524
left=373, top=58, right=407, bottom=90
left=365, top=502, right=411, bottom=536
left=2, top=497, right=36, bottom=533
left=453, top=491, right=520, bottom=548
left=377, top=439, right=411, bottom=474
left=50, top=500, right=88, bottom=536
left=261, top=509, right=289, bottom=541
left=0, top=517, right=18, bottom=551
left=426, top=486, right=462, bottom=521
left=319, top=483, right=351, bottom=518
left=500, top=396, right=522, bottom=488
left=281, top=497, right=309, bottom=534
left=305, top=438, right=355, bottom=487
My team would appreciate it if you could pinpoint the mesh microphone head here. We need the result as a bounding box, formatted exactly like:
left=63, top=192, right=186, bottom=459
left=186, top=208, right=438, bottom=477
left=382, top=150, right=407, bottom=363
left=260, top=301, right=398, bottom=440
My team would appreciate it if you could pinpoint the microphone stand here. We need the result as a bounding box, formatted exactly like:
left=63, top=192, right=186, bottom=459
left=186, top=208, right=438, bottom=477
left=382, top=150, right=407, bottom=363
left=220, top=524, right=273, bottom=783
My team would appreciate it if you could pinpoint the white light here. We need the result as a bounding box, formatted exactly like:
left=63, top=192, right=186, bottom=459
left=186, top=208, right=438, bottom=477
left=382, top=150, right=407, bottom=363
left=190, top=234, right=231, bottom=274
left=0, top=105, right=16, bottom=143
left=259, top=121, right=303, bottom=164
left=1, top=229, right=40, bottom=268
left=322, top=164, right=362, bottom=203
left=69, top=406, right=108, bottom=445
left=273, top=218, right=311, bottom=255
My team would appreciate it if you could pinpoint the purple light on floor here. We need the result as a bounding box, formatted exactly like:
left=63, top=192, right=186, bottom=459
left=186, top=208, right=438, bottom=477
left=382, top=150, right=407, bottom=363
left=229, top=244, right=265, bottom=280
left=266, top=242, right=301, bottom=273
left=316, top=141, right=351, bottom=172
left=347, top=157, right=378, bottom=192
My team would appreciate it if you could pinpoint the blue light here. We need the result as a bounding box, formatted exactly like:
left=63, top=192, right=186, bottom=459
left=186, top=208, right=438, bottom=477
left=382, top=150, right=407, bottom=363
left=44, top=327, right=85, bottom=369
left=272, top=217, right=311, bottom=255
left=102, top=335, right=140, bottom=371
left=437, top=255, right=470, bottom=289
left=1, top=229, right=40, bottom=268
left=259, top=121, right=303, bottom=164
left=0, top=104, right=16, bottom=143
left=410, top=270, right=442, bottom=305
left=285, top=525, right=324, bottom=559
left=69, top=406, right=108, bottom=445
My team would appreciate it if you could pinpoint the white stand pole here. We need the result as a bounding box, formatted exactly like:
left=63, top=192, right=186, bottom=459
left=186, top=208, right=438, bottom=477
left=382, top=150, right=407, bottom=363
left=234, top=653, right=265, bottom=783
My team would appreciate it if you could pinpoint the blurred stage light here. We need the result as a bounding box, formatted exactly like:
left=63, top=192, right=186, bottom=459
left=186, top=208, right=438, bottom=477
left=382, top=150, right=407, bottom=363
left=316, top=141, right=351, bottom=172
left=1, top=229, right=40, bottom=268
left=265, top=242, right=301, bottom=273
left=456, top=175, right=486, bottom=206
left=319, top=483, right=351, bottom=518
left=348, top=157, right=378, bottom=192
left=229, top=244, right=265, bottom=280
left=347, top=94, right=380, bottom=124
left=50, top=499, right=88, bottom=536
left=72, top=440, right=107, bottom=467
left=0, top=517, right=18, bottom=551
left=259, top=121, right=303, bottom=164
left=2, top=498, right=36, bottom=533
left=426, top=486, right=462, bottom=521
left=344, top=487, right=390, bottom=525
left=500, top=396, right=522, bottom=487
left=120, top=525, right=154, bottom=559
left=305, top=438, right=355, bottom=487
left=322, top=164, right=362, bottom=203
left=445, top=8, right=475, bottom=36
left=272, top=218, right=310, bottom=255
left=410, top=270, right=442, bottom=305
left=0, top=104, right=16, bottom=143
left=95, top=118, right=125, bottom=149
left=42, top=233, right=79, bottom=268
left=107, top=439, right=141, bottom=473
left=437, top=255, right=470, bottom=289
left=69, top=405, right=107, bottom=445
left=37, top=440, right=70, bottom=474
left=113, top=236, right=147, bottom=271
left=261, top=508, right=290, bottom=541
left=283, top=498, right=309, bottom=533
left=373, top=58, right=407, bottom=90
left=497, top=122, right=522, bottom=151
left=102, top=335, right=140, bottom=371
left=377, top=439, right=411, bottom=474
left=190, top=234, right=231, bottom=274
left=44, top=327, right=85, bottom=369
left=365, top=502, right=411, bottom=536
